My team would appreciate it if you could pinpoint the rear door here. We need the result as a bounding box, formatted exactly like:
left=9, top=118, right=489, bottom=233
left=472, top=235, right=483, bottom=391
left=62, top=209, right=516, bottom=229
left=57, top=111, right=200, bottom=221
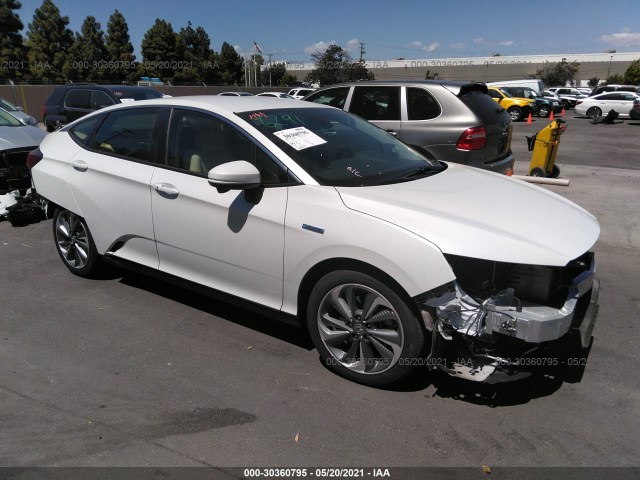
left=66, top=107, right=168, bottom=267
left=347, top=85, right=402, bottom=137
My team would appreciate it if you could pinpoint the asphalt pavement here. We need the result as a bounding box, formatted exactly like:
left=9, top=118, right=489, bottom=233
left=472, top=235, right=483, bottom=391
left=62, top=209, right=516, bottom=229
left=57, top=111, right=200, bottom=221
left=1, top=114, right=639, bottom=470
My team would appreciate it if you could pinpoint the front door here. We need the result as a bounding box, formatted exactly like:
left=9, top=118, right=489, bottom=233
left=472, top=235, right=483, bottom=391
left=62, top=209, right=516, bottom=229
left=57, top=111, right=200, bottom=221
left=150, top=109, right=291, bottom=310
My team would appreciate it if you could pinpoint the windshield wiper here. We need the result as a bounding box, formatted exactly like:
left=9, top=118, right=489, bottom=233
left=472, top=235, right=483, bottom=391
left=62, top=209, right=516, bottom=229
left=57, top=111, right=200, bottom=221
left=404, top=164, right=445, bottom=178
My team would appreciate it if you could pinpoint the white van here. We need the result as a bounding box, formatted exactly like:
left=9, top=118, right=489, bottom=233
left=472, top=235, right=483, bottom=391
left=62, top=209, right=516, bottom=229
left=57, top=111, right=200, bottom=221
left=487, top=79, right=545, bottom=96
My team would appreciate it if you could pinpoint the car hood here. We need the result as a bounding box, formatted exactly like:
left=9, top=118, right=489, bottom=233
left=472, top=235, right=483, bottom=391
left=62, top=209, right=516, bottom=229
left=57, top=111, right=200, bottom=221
left=335, top=164, right=600, bottom=266
left=0, top=125, right=47, bottom=150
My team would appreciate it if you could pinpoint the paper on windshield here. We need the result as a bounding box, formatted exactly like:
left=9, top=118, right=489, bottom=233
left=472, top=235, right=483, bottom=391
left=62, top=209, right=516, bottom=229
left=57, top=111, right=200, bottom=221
left=273, top=127, right=327, bottom=151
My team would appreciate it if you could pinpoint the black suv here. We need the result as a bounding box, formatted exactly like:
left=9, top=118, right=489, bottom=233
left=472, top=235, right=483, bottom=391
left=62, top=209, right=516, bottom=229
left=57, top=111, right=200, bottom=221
left=42, top=84, right=163, bottom=132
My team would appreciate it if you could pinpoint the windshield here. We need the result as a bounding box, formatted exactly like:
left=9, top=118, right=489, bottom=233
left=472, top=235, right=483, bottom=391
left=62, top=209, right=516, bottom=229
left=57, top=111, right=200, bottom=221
left=0, top=98, right=19, bottom=111
left=0, top=108, right=22, bottom=127
left=237, top=107, right=443, bottom=187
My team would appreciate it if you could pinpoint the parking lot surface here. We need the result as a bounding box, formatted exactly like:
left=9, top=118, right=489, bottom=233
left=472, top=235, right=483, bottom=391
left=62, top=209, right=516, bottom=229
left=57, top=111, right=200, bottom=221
left=1, top=115, right=639, bottom=468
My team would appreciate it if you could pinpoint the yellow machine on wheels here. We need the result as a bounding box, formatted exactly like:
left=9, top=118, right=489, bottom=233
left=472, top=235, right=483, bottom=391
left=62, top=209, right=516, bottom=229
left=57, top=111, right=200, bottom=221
left=527, top=119, right=567, bottom=177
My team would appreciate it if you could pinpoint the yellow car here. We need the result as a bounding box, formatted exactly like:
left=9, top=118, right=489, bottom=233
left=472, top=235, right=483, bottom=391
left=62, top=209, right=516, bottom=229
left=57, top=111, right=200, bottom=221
left=487, top=87, right=535, bottom=122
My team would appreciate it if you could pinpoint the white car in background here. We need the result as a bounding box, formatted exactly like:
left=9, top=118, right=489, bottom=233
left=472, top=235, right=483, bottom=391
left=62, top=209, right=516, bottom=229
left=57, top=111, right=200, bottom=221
left=574, top=92, right=640, bottom=119
left=29, top=96, right=600, bottom=386
left=256, top=92, right=295, bottom=99
left=287, top=87, right=316, bottom=99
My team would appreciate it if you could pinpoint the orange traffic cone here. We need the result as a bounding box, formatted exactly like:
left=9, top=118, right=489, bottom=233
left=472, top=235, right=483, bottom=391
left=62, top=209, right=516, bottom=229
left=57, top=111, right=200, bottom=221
left=549, top=111, right=554, bottom=121
left=560, top=107, right=565, bottom=117
left=526, top=113, right=532, bottom=124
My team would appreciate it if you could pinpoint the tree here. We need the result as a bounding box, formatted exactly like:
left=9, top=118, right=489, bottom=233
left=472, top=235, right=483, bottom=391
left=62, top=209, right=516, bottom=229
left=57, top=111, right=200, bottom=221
left=535, top=59, right=580, bottom=87
left=587, top=77, right=600, bottom=87
left=623, top=58, right=640, bottom=85
left=25, top=0, right=73, bottom=81
left=307, top=44, right=374, bottom=86
left=260, top=62, right=287, bottom=86
left=218, top=41, right=243, bottom=84
left=105, top=9, right=136, bottom=82
left=606, top=73, right=624, bottom=84
left=141, top=18, right=177, bottom=81
left=0, top=0, right=28, bottom=80
left=173, top=22, right=215, bottom=83
left=63, top=16, right=107, bottom=81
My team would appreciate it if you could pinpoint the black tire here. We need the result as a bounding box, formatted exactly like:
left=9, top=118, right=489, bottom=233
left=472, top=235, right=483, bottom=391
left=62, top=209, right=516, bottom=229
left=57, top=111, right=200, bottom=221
left=587, top=107, right=602, bottom=120
left=307, top=270, right=426, bottom=387
left=507, top=106, right=524, bottom=122
left=550, top=165, right=560, bottom=178
left=46, top=123, right=55, bottom=133
left=530, top=167, right=546, bottom=177
left=52, top=208, right=102, bottom=278
left=537, top=105, right=551, bottom=118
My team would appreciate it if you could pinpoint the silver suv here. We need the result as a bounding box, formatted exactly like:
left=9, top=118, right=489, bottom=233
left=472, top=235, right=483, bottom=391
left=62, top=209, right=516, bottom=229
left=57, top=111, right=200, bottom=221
left=303, top=81, right=513, bottom=174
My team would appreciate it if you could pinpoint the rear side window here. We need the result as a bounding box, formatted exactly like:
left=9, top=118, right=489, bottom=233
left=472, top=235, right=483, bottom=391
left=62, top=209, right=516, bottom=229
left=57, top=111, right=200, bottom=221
left=407, top=88, right=441, bottom=120
left=68, top=115, right=104, bottom=146
left=92, top=108, right=164, bottom=163
left=305, top=87, right=349, bottom=108
left=349, top=86, right=400, bottom=121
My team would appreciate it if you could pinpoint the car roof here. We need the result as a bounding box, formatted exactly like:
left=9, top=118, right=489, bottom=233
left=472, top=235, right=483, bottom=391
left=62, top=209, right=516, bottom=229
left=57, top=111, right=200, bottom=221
left=312, top=80, right=485, bottom=95
left=72, top=95, right=329, bottom=117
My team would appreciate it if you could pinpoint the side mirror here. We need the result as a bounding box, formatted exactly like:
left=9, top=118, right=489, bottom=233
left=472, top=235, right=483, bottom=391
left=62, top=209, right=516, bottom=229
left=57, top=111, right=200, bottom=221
left=207, top=160, right=261, bottom=192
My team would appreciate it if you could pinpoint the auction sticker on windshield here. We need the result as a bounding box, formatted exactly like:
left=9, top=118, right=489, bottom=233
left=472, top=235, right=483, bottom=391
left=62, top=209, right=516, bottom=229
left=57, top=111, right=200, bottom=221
left=273, top=127, right=327, bottom=151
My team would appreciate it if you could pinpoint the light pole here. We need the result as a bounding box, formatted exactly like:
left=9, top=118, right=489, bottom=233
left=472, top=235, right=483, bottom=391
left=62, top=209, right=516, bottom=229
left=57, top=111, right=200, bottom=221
left=607, top=55, right=613, bottom=80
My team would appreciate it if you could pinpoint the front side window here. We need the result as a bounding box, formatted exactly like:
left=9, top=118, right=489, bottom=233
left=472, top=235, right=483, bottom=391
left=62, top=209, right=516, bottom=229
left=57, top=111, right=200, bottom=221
left=305, top=87, right=350, bottom=108
left=349, top=86, right=401, bottom=121
left=168, top=109, right=291, bottom=185
left=91, top=91, right=115, bottom=110
left=64, top=90, right=92, bottom=110
left=237, top=107, right=443, bottom=187
left=92, top=108, right=163, bottom=162
left=407, top=87, right=441, bottom=120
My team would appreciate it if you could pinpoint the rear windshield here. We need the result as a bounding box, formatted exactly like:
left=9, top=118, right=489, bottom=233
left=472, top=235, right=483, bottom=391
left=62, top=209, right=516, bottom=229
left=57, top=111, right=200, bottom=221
left=459, top=90, right=509, bottom=125
left=114, top=89, right=163, bottom=101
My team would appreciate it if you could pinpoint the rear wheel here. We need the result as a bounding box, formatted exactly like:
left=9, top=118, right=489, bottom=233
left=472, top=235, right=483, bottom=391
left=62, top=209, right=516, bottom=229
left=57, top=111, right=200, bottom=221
left=307, top=270, right=426, bottom=386
left=507, top=106, right=524, bottom=122
left=530, top=167, right=546, bottom=177
left=537, top=105, right=551, bottom=118
left=550, top=165, right=560, bottom=178
left=587, top=107, right=602, bottom=119
left=52, top=208, right=102, bottom=277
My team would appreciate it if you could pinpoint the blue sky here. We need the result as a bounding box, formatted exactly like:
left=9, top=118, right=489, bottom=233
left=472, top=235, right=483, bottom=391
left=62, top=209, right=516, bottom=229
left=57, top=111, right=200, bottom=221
left=16, top=0, right=640, bottom=61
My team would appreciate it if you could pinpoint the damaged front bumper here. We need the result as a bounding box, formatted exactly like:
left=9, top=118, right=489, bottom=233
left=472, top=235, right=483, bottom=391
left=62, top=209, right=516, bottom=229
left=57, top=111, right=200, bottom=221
left=418, top=252, right=600, bottom=382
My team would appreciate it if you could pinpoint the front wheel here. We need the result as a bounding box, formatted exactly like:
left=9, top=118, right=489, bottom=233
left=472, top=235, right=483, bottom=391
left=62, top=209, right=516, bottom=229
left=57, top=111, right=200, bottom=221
left=507, top=106, right=524, bottom=122
left=537, top=105, right=551, bottom=118
left=307, top=270, right=426, bottom=386
left=587, top=107, right=602, bottom=119
left=530, top=167, right=546, bottom=177
left=52, top=208, right=102, bottom=277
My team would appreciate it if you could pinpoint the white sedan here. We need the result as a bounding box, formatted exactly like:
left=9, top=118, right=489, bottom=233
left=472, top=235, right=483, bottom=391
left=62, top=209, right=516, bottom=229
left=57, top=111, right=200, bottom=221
left=29, top=96, right=600, bottom=386
left=256, top=92, right=295, bottom=99
left=574, top=92, right=640, bottom=119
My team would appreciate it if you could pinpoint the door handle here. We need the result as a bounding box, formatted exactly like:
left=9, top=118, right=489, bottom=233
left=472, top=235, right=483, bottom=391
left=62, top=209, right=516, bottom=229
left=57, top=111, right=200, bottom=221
left=386, top=130, right=397, bottom=136
left=71, top=160, right=88, bottom=172
left=153, top=183, right=180, bottom=198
